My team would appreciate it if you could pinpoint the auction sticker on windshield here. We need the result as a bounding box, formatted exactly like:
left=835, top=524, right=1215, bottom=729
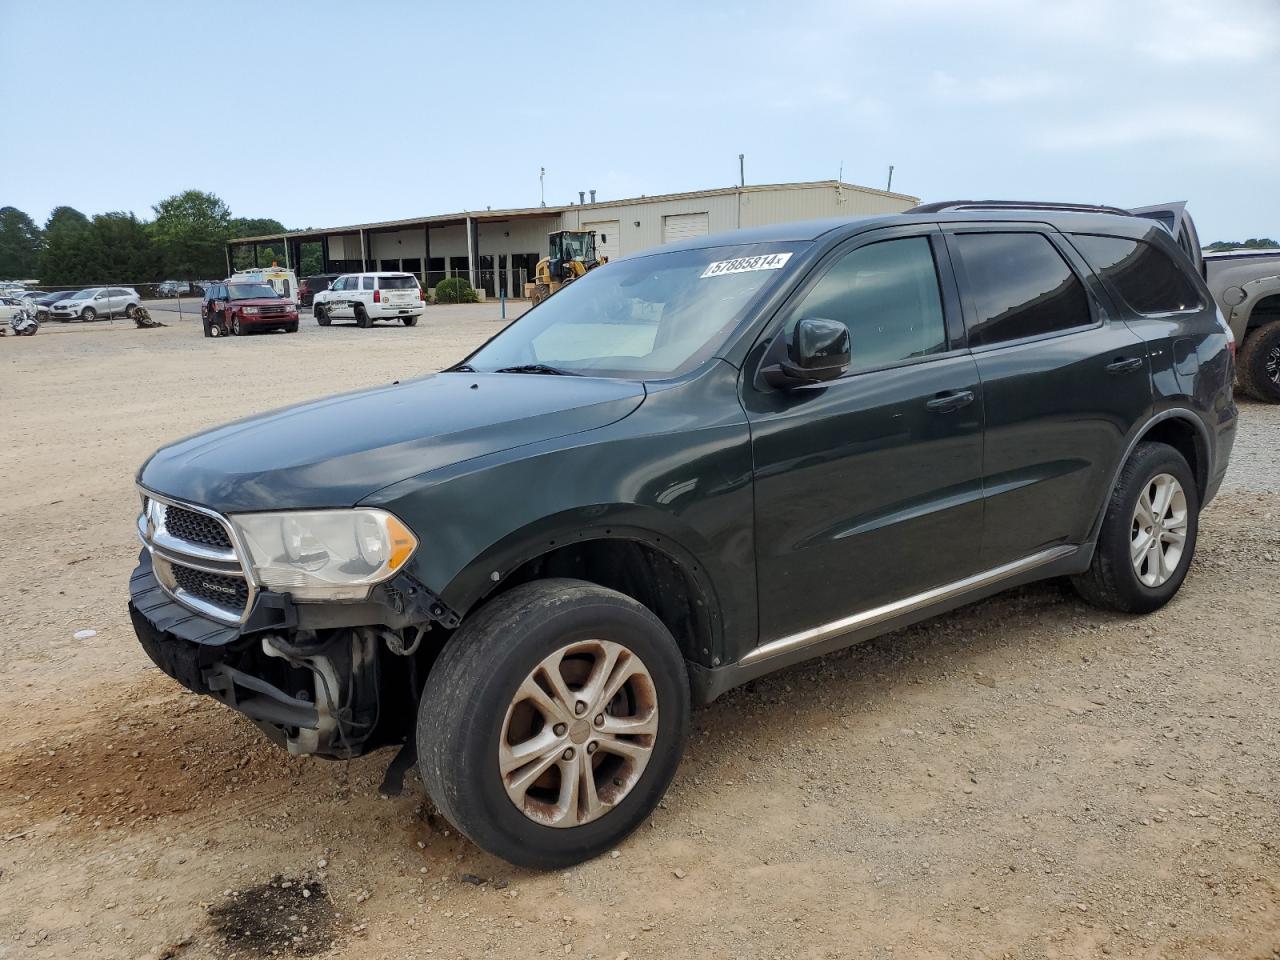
left=700, top=252, right=792, bottom=278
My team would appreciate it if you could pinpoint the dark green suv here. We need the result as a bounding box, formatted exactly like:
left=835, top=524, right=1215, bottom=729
left=130, top=209, right=1236, bottom=867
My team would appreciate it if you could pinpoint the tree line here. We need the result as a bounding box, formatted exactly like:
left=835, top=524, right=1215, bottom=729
left=0, top=190, right=301, bottom=285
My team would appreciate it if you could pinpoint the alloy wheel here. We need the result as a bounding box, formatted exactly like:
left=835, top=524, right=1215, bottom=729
left=499, top=639, right=658, bottom=828
left=1131, top=473, right=1188, bottom=587
left=1266, top=344, right=1280, bottom=385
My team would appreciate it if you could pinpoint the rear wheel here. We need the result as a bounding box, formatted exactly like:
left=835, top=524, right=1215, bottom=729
left=355, top=305, right=371, bottom=328
left=1237, top=321, right=1280, bottom=403
left=1072, top=441, right=1199, bottom=614
left=402, top=315, right=418, bottom=327
left=315, top=305, right=331, bottom=326
left=80, top=307, right=96, bottom=322
left=417, top=579, right=690, bottom=869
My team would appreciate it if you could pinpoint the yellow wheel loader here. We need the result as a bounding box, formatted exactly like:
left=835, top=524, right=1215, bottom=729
left=530, top=230, right=606, bottom=305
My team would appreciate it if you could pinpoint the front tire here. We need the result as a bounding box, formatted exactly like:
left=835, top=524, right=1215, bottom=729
left=80, top=307, right=96, bottom=322
left=231, top=316, right=242, bottom=336
left=1072, top=441, right=1199, bottom=614
left=417, top=579, right=690, bottom=869
left=1238, top=321, right=1280, bottom=403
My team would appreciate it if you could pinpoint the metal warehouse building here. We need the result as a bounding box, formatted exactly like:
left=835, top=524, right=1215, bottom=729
left=227, top=179, right=918, bottom=299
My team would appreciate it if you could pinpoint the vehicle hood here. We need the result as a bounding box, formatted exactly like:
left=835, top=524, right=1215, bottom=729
left=232, top=298, right=294, bottom=308
left=139, top=373, right=646, bottom=512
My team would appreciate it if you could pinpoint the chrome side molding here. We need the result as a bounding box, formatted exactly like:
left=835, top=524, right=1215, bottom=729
left=740, top=545, right=1077, bottom=666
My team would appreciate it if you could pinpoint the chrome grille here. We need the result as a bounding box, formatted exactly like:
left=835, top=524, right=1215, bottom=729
left=164, top=505, right=233, bottom=550
left=138, top=491, right=253, bottom=625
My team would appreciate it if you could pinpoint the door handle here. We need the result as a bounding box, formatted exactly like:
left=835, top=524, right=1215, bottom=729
left=1106, top=357, right=1144, bottom=374
left=926, top=389, right=975, bottom=413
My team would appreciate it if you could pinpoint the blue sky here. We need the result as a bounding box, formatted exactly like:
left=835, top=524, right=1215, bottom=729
left=2, top=0, right=1276, bottom=242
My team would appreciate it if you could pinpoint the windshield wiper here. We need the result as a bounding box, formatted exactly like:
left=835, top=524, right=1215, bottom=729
left=493, top=363, right=579, bottom=376
left=448, top=363, right=477, bottom=372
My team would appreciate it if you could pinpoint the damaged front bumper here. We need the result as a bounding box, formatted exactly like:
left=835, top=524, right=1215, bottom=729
left=129, top=550, right=440, bottom=758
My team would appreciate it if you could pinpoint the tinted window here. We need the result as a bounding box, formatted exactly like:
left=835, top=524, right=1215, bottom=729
left=378, top=275, right=418, bottom=290
left=953, top=233, right=1092, bottom=346
left=788, top=236, right=946, bottom=372
left=1071, top=234, right=1200, bottom=314
left=361, top=276, right=375, bottom=290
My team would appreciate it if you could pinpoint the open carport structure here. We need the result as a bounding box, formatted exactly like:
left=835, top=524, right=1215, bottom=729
left=226, top=180, right=919, bottom=299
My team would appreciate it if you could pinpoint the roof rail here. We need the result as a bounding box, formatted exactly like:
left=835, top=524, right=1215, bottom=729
left=906, top=200, right=1132, bottom=216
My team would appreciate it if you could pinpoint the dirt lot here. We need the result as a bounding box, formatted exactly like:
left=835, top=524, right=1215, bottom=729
left=1, top=310, right=1278, bottom=960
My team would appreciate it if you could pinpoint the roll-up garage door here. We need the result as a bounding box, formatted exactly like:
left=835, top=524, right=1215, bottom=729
left=662, top=212, right=709, bottom=244
left=583, top=220, right=619, bottom=263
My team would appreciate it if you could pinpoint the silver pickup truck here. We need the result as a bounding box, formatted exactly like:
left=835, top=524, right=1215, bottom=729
left=1203, top=247, right=1280, bottom=401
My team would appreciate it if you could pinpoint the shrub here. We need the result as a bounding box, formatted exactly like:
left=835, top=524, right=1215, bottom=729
left=434, top=277, right=477, bottom=304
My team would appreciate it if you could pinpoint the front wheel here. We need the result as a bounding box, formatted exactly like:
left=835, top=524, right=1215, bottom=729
left=1072, top=441, right=1199, bottom=614
left=417, top=579, right=690, bottom=869
left=230, top=316, right=242, bottom=336
left=1238, top=321, right=1280, bottom=403
left=80, top=307, right=96, bottom=322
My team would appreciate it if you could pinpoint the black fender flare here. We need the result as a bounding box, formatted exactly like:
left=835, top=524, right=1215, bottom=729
left=1087, top=407, right=1212, bottom=544
left=439, top=505, right=728, bottom=665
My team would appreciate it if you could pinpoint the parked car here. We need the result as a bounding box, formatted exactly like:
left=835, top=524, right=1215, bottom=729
left=1203, top=248, right=1280, bottom=402
left=201, top=280, right=299, bottom=336
left=312, top=272, right=424, bottom=327
left=49, top=287, right=140, bottom=321
left=298, top=273, right=340, bottom=307
left=28, top=290, right=77, bottom=320
left=129, top=208, right=1235, bottom=868
left=157, top=280, right=198, bottom=297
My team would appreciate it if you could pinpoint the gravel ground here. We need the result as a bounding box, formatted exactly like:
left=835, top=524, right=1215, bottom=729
left=0, top=312, right=1277, bottom=960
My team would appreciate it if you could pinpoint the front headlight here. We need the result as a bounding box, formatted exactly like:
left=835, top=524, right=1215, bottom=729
left=241, top=306, right=260, bottom=315
left=230, top=508, right=418, bottom=601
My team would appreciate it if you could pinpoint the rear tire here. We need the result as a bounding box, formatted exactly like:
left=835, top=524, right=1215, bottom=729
left=417, top=579, right=690, bottom=869
left=402, top=315, right=418, bottom=327
left=1237, top=321, right=1280, bottom=403
left=1072, top=441, right=1199, bottom=614
left=355, top=305, right=371, bottom=328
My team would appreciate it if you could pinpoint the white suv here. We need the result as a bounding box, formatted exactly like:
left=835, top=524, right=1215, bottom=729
left=50, top=287, right=140, bottom=321
left=312, top=272, right=423, bottom=328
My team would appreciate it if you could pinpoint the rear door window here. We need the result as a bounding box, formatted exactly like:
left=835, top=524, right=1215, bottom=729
left=1070, top=234, right=1201, bottom=314
left=361, top=276, right=375, bottom=290
left=951, top=232, right=1093, bottom=346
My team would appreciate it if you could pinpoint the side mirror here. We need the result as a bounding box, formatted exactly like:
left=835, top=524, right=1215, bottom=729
left=764, top=317, right=850, bottom=388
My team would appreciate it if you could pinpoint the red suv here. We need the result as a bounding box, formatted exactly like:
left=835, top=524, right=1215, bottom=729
left=202, top=281, right=299, bottom=337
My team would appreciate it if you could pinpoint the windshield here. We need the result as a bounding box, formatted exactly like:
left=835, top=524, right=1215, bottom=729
left=69, top=289, right=98, bottom=299
left=554, top=232, right=595, bottom=261
left=228, top=283, right=281, bottom=300
left=461, top=243, right=801, bottom=379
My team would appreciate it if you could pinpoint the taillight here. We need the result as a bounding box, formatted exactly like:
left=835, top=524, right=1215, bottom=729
left=419, top=288, right=425, bottom=301
left=373, top=289, right=381, bottom=303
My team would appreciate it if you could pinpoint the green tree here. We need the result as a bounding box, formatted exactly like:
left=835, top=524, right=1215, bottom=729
left=1205, top=238, right=1280, bottom=252
left=299, top=245, right=324, bottom=277
left=83, top=212, right=159, bottom=282
left=151, top=189, right=231, bottom=278
left=0, top=207, right=42, bottom=279
left=39, top=206, right=92, bottom=285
